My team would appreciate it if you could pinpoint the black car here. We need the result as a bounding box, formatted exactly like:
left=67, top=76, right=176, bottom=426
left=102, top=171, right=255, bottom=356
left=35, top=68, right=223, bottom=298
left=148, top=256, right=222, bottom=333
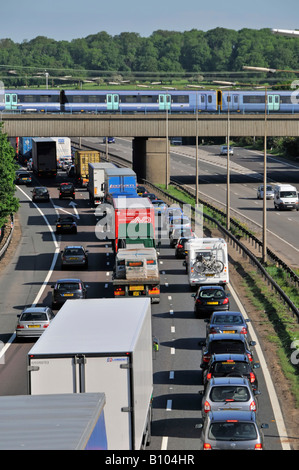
left=31, top=186, right=50, bottom=202
left=15, top=171, right=32, bottom=185
left=58, top=182, right=75, bottom=199
left=200, top=333, right=256, bottom=369
left=61, top=245, right=88, bottom=269
left=51, top=278, right=88, bottom=309
left=192, top=285, right=230, bottom=318
left=56, top=215, right=77, bottom=234
left=202, top=353, right=260, bottom=391
left=175, top=237, right=193, bottom=258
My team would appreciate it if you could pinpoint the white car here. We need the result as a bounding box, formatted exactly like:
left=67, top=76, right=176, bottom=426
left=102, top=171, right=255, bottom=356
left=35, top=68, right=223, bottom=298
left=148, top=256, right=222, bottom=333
left=220, top=145, right=233, bottom=156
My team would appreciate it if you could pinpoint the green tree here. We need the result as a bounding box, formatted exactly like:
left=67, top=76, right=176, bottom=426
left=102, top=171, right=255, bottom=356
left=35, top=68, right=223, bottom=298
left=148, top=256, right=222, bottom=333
left=0, top=124, right=19, bottom=227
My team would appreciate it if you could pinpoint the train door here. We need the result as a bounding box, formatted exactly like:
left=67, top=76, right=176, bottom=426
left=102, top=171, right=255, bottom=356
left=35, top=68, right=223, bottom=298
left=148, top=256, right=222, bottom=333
left=107, top=94, right=119, bottom=111
left=232, top=94, right=240, bottom=111
left=268, top=94, right=280, bottom=111
left=159, top=94, right=171, bottom=111
left=4, top=93, right=17, bottom=110
left=200, top=94, right=207, bottom=111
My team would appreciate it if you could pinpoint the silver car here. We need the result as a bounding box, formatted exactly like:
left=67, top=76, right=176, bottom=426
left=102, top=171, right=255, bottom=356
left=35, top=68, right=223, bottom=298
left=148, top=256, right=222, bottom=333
left=201, top=377, right=260, bottom=419
left=16, top=306, right=55, bottom=340
left=61, top=245, right=88, bottom=269
left=257, top=184, right=275, bottom=200
left=197, top=410, right=268, bottom=450
left=220, top=145, right=233, bottom=156
left=205, top=311, right=250, bottom=337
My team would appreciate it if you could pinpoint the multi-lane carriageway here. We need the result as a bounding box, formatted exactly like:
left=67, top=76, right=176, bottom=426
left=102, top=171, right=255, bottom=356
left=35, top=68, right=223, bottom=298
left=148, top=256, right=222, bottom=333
left=0, top=163, right=294, bottom=451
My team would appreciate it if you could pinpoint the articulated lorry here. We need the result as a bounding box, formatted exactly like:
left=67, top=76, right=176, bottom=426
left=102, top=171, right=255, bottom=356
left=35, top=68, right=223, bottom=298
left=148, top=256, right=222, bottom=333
left=185, top=237, right=229, bottom=288
left=74, top=150, right=100, bottom=186
left=18, top=137, right=32, bottom=164
left=52, top=137, right=72, bottom=168
left=113, top=246, right=160, bottom=303
left=32, top=138, right=57, bottom=177
left=87, top=162, right=116, bottom=206
left=27, top=298, right=153, bottom=450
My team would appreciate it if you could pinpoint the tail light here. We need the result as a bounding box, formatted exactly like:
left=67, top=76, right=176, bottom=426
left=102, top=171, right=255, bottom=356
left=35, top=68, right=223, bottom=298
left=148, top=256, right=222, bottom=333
left=177, top=244, right=183, bottom=249
left=240, top=327, right=247, bottom=334
left=203, top=400, right=211, bottom=413
left=43, top=324, right=49, bottom=329
left=209, top=327, right=217, bottom=334
left=203, top=354, right=210, bottom=363
left=17, top=325, right=24, bottom=329
left=249, top=372, right=256, bottom=383
left=196, top=298, right=202, bottom=304
left=203, top=443, right=212, bottom=450
left=250, top=400, right=257, bottom=411
left=206, top=373, right=212, bottom=380
left=149, top=287, right=160, bottom=295
left=254, top=443, right=263, bottom=450
left=247, top=353, right=253, bottom=362
left=222, top=297, right=229, bottom=305
left=114, top=287, right=125, bottom=296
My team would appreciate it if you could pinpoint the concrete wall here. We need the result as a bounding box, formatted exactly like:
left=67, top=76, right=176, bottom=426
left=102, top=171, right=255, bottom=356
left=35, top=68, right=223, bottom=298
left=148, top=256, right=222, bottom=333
left=133, top=137, right=169, bottom=185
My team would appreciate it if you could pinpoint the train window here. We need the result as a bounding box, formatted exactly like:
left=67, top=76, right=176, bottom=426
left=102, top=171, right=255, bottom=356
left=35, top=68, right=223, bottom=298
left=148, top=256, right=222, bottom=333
left=121, top=95, right=138, bottom=103
left=201, top=96, right=205, bottom=103
left=21, top=95, right=36, bottom=103
left=243, top=95, right=265, bottom=104
left=172, top=95, right=189, bottom=104
left=72, top=96, right=85, bottom=103
left=234, top=96, right=238, bottom=103
left=208, top=95, right=212, bottom=103
left=87, top=95, right=105, bottom=103
left=280, top=95, right=292, bottom=104
left=40, top=95, right=58, bottom=103
left=140, top=95, right=155, bottom=103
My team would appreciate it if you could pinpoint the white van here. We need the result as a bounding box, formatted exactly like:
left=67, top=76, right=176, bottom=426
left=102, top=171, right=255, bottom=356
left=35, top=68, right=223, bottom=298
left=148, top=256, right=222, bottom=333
left=185, top=238, right=229, bottom=288
left=273, top=184, right=298, bottom=211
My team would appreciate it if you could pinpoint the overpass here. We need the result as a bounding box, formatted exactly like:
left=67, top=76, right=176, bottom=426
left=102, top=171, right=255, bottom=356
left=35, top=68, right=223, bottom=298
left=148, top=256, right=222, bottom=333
left=2, top=113, right=299, bottom=183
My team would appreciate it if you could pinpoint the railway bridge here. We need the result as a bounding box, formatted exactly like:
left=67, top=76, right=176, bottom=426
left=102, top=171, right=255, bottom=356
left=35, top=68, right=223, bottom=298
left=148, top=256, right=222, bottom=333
left=2, top=113, right=299, bottom=184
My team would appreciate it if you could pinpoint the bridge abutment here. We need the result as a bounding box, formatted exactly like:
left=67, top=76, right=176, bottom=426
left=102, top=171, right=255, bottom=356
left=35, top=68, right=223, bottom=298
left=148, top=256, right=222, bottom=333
left=133, top=137, right=169, bottom=185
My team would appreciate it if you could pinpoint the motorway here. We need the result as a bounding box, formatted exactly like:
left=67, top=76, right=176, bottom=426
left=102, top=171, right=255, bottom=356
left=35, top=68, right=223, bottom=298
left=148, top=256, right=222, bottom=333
left=0, top=140, right=296, bottom=450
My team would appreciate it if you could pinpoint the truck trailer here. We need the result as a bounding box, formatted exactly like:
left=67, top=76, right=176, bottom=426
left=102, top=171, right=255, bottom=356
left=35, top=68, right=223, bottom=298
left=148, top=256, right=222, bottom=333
left=75, top=150, right=101, bottom=186
left=32, top=138, right=57, bottom=177
left=27, top=298, right=153, bottom=450
left=111, top=196, right=156, bottom=251
left=113, top=246, right=160, bottom=303
left=104, top=167, right=137, bottom=203
left=87, top=162, right=116, bottom=206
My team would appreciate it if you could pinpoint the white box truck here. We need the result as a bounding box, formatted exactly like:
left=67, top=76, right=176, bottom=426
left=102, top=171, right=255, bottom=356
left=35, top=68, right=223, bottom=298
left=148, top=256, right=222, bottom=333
left=87, top=162, right=116, bottom=206
left=185, top=237, right=229, bottom=288
left=27, top=298, right=153, bottom=450
left=274, top=184, right=298, bottom=211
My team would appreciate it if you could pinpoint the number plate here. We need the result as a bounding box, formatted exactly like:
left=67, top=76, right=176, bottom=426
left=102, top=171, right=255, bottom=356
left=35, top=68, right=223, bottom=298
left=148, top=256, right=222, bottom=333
left=28, top=325, right=40, bottom=328
left=223, top=330, right=235, bottom=334
left=129, top=286, right=144, bottom=291
left=63, top=293, right=74, bottom=296
left=207, top=301, right=218, bottom=305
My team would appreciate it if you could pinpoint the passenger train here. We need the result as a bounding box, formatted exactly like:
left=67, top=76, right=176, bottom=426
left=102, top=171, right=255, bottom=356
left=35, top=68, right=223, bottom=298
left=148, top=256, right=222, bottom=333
left=1, top=89, right=299, bottom=113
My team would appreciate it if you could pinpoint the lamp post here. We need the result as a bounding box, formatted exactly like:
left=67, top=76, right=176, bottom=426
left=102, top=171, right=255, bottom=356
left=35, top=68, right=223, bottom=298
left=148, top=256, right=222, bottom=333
left=196, top=92, right=199, bottom=204
left=226, top=91, right=231, bottom=231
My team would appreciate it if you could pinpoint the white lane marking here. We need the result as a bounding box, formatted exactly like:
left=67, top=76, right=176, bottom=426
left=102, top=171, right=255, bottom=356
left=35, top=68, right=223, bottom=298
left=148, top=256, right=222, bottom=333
left=166, top=400, right=172, bottom=411
left=169, top=371, right=174, bottom=379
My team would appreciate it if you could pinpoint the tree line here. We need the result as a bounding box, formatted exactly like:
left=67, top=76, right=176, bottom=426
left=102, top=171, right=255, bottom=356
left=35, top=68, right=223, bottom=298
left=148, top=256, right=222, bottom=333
left=1, top=27, right=299, bottom=86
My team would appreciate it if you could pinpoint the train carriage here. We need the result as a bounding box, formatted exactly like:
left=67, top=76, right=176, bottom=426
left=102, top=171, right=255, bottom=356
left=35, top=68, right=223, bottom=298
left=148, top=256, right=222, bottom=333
left=1, top=89, right=61, bottom=112
left=1, top=88, right=299, bottom=114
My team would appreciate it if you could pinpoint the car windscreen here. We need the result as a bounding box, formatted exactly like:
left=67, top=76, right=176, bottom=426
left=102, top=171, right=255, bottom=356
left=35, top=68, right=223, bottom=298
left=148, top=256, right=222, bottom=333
left=210, top=340, right=245, bottom=355
left=21, top=312, right=47, bottom=321
left=212, top=314, right=243, bottom=324
left=280, top=191, right=296, bottom=198
left=35, top=188, right=48, bottom=194
left=64, top=248, right=84, bottom=256
left=210, top=385, right=250, bottom=402
left=208, top=422, right=257, bottom=441
left=213, top=361, right=250, bottom=375
left=61, top=183, right=73, bottom=190
left=199, top=289, right=225, bottom=299
left=56, top=283, right=80, bottom=291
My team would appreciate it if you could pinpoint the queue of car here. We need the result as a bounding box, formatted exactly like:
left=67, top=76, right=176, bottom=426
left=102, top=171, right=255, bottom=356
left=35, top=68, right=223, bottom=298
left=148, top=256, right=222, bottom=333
left=15, top=164, right=270, bottom=450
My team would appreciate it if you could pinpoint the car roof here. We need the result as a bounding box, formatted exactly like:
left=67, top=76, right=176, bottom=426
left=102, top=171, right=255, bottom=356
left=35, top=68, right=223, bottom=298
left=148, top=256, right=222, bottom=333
left=200, top=285, right=225, bottom=291
left=64, top=245, right=84, bottom=249
left=22, top=306, right=49, bottom=313
left=56, top=278, right=83, bottom=283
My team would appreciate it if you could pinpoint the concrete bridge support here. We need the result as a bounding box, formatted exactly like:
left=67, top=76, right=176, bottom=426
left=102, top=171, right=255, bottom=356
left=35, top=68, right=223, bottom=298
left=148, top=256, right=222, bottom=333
left=132, top=137, right=169, bottom=185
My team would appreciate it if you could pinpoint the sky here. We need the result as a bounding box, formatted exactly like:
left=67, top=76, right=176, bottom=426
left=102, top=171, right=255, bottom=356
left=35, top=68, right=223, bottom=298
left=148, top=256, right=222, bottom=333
left=1, top=0, right=298, bottom=43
